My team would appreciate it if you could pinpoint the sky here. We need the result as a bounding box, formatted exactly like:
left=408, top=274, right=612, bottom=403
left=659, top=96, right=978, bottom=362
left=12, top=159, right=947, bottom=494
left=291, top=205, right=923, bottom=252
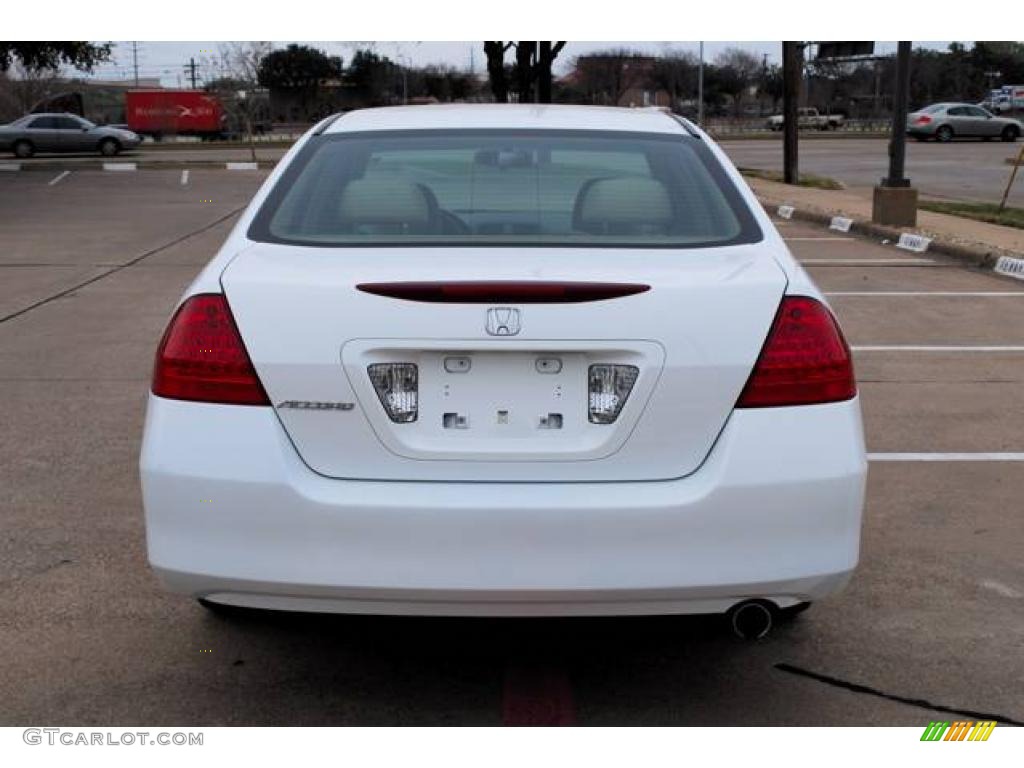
left=78, top=41, right=959, bottom=87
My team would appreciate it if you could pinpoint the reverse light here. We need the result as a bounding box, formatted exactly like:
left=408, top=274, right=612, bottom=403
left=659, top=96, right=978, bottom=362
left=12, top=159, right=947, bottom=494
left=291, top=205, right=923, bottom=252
left=151, top=294, right=269, bottom=406
left=737, top=296, right=856, bottom=408
left=368, top=363, right=419, bottom=423
left=588, top=364, right=639, bottom=424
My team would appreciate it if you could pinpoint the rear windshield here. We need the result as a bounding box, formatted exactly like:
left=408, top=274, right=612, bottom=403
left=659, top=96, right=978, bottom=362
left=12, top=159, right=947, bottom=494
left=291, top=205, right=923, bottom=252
left=249, top=129, right=761, bottom=248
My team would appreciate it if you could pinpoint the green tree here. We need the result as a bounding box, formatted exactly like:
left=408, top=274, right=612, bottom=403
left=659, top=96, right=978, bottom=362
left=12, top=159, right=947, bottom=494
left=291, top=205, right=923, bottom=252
left=257, top=44, right=341, bottom=91
left=257, top=44, right=341, bottom=118
left=970, top=42, right=1024, bottom=85
left=0, top=41, right=111, bottom=72
left=347, top=49, right=399, bottom=105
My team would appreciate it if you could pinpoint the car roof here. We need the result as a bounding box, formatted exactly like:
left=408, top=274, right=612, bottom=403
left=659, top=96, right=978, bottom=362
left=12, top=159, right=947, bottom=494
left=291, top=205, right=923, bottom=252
left=324, top=104, right=688, bottom=135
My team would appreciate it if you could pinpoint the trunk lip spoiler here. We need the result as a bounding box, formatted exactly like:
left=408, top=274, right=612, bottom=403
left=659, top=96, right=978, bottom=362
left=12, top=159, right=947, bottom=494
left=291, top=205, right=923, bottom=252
left=355, top=281, right=651, bottom=304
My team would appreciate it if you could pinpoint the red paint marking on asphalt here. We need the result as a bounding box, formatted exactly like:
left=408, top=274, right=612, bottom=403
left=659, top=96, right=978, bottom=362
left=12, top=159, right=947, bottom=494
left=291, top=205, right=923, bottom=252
left=502, top=664, right=576, bottom=726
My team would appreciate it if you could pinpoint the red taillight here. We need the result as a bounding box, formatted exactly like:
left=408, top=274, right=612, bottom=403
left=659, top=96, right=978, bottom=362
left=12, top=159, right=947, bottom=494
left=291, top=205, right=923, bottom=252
left=736, top=296, right=856, bottom=408
left=915, top=115, right=932, bottom=125
left=151, top=293, right=269, bottom=406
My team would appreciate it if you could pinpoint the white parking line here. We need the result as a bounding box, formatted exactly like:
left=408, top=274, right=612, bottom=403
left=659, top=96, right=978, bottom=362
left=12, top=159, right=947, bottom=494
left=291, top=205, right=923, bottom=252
left=784, top=237, right=855, bottom=241
left=103, top=162, right=137, bottom=171
left=853, top=345, right=1024, bottom=352
left=869, top=453, right=1024, bottom=462
left=48, top=171, right=71, bottom=186
left=180, top=169, right=189, bottom=186
left=828, top=291, right=1024, bottom=297
left=802, top=258, right=936, bottom=265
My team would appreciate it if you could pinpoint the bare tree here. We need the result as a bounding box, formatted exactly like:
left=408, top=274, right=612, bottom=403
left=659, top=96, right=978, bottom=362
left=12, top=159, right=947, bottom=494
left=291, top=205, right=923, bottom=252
left=483, top=42, right=513, bottom=102
left=483, top=42, right=566, bottom=103
left=0, top=63, right=63, bottom=121
left=715, top=48, right=761, bottom=116
left=572, top=49, right=649, bottom=106
left=651, top=50, right=698, bottom=111
left=204, top=42, right=272, bottom=160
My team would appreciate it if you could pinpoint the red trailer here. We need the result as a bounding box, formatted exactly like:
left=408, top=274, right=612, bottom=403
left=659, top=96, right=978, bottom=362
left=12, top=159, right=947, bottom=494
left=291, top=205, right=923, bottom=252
left=126, top=90, right=225, bottom=139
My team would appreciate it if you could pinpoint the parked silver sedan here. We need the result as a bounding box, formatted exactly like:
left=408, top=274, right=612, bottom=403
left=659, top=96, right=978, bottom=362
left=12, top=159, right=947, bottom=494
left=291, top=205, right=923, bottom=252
left=907, top=103, right=1021, bottom=142
left=0, top=113, right=141, bottom=158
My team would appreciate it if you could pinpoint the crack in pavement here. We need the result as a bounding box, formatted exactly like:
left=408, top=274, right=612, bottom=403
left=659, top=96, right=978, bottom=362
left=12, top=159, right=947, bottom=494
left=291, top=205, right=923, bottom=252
left=775, top=663, right=1024, bottom=726
left=0, top=205, right=246, bottom=326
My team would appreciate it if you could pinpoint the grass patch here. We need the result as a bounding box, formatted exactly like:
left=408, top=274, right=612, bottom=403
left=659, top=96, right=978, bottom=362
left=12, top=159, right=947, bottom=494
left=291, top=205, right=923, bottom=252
left=918, top=200, right=1024, bottom=230
left=738, top=167, right=845, bottom=190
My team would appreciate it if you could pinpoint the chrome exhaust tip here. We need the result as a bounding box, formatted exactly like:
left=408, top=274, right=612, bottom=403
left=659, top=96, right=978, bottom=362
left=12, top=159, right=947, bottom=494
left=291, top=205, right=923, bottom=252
left=728, top=600, right=776, bottom=640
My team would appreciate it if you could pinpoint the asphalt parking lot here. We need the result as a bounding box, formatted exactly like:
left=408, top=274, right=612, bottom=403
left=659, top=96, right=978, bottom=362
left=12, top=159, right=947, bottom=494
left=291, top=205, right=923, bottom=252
left=724, top=136, right=1024, bottom=206
left=9, top=134, right=1021, bottom=205
left=1, top=168, right=1023, bottom=726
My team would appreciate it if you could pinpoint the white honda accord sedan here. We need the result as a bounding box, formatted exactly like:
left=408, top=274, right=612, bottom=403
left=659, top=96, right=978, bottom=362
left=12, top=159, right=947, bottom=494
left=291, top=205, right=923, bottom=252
left=140, top=104, right=865, bottom=633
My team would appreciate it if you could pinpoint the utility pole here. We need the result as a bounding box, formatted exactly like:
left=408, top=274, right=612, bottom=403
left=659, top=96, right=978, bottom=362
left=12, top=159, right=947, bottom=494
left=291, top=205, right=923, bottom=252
left=782, top=41, right=802, bottom=184
left=131, top=42, right=140, bottom=87
left=184, top=58, right=199, bottom=89
left=698, top=42, right=704, bottom=128
left=872, top=41, right=917, bottom=226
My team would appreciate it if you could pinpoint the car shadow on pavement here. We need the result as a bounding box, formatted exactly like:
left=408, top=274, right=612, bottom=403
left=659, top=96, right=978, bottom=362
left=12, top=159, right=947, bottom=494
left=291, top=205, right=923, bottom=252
left=180, top=605, right=793, bottom=724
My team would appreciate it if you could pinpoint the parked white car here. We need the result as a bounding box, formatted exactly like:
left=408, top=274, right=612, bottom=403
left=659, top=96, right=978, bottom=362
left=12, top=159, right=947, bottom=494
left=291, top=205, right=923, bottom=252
left=140, top=104, right=866, bottom=636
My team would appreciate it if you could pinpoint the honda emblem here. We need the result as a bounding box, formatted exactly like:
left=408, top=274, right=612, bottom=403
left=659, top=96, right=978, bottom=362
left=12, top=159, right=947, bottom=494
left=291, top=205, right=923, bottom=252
left=485, top=307, right=521, bottom=336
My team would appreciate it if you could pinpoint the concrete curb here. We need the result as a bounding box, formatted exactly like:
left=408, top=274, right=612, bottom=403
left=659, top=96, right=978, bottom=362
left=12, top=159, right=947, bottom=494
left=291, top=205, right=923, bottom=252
left=715, top=132, right=891, bottom=142
left=760, top=197, right=1013, bottom=271
left=8, top=159, right=277, bottom=171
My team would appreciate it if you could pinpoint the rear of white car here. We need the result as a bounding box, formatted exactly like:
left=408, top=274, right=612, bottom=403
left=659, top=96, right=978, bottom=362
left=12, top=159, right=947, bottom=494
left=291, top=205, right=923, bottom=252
left=140, top=105, right=865, bottom=621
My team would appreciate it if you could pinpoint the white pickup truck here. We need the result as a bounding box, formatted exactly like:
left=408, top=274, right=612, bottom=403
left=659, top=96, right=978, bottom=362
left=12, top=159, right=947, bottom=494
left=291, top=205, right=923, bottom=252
left=766, top=108, right=845, bottom=131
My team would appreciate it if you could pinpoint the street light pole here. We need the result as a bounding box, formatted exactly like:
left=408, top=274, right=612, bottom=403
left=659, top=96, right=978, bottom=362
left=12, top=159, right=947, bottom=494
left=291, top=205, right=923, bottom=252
left=697, top=41, right=704, bottom=128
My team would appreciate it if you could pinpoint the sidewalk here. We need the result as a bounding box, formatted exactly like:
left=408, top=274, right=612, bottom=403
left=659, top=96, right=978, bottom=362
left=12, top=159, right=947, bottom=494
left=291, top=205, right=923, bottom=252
left=748, top=178, right=1024, bottom=258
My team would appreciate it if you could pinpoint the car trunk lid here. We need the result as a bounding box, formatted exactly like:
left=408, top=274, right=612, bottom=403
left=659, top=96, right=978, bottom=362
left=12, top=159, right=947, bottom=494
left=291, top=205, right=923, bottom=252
left=220, top=242, right=787, bottom=481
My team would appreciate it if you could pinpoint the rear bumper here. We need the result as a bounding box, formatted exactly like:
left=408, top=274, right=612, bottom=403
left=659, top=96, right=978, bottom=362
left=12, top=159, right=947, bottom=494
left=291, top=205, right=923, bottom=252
left=140, top=396, right=866, bottom=616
